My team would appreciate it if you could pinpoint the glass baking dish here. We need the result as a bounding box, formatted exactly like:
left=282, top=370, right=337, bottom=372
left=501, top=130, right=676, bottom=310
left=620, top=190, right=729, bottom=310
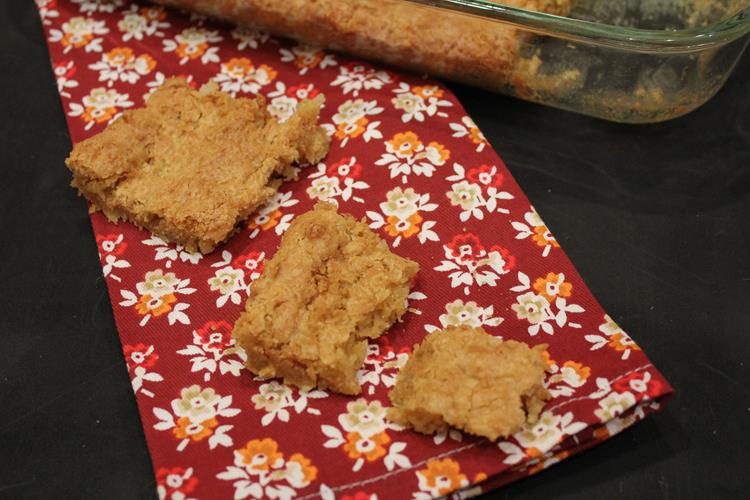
left=155, top=0, right=750, bottom=123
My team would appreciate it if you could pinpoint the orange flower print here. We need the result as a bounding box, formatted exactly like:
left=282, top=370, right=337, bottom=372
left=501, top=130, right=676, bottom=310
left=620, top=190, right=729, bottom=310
left=280, top=45, right=336, bottom=74
left=62, top=31, right=93, bottom=49
left=291, top=49, right=324, bottom=70
left=139, top=6, right=167, bottom=21
left=166, top=27, right=222, bottom=64
left=222, top=57, right=253, bottom=77
left=286, top=453, right=318, bottom=484
left=411, top=85, right=444, bottom=100
left=91, top=47, right=156, bottom=86
left=216, top=57, right=277, bottom=96
left=82, top=105, right=117, bottom=124
left=173, top=416, right=218, bottom=441
left=343, top=431, right=390, bottom=462
left=70, top=88, right=133, bottom=130
left=562, top=360, right=591, bottom=381
left=49, top=17, right=107, bottom=53
left=468, top=127, right=486, bottom=147
left=237, top=438, right=284, bottom=473
left=248, top=209, right=282, bottom=231
left=177, top=40, right=207, bottom=60
left=416, top=458, right=469, bottom=497
left=386, top=132, right=423, bottom=158
left=105, top=47, right=133, bottom=66
left=542, top=349, right=555, bottom=368
left=426, top=141, right=450, bottom=164
left=608, top=332, right=641, bottom=353
left=533, top=272, right=572, bottom=303
left=385, top=213, right=422, bottom=238
left=532, top=225, right=560, bottom=249
left=135, top=293, right=176, bottom=317
left=335, top=117, right=368, bottom=140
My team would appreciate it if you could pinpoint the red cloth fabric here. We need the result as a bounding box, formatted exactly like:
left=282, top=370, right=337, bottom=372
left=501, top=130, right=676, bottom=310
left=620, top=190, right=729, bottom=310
left=37, top=1, right=673, bottom=498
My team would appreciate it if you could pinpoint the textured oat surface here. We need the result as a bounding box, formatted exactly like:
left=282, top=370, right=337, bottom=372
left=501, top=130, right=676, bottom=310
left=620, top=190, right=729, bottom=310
left=388, top=327, right=550, bottom=441
left=232, top=202, right=419, bottom=395
left=66, top=78, right=330, bottom=253
left=155, top=0, right=570, bottom=87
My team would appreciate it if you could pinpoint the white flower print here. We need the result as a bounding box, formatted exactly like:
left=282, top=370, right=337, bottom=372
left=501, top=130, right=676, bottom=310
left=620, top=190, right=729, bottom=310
left=245, top=190, right=299, bottom=239
left=177, top=321, right=248, bottom=382
left=124, top=343, right=163, bottom=398
left=280, top=44, right=336, bottom=75
left=584, top=314, right=642, bottom=361
left=142, top=236, right=203, bottom=268
left=251, top=380, right=328, bottom=426
left=118, top=269, right=195, bottom=326
left=375, top=131, right=450, bottom=184
left=594, top=391, right=637, bottom=422
left=331, top=63, right=392, bottom=96
left=357, top=343, right=410, bottom=396
left=153, top=385, right=239, bottom=452
left=213, top=56, right=276, bottom=96
left=117, top=4, right=170, bottom=42
left=511, top=206, right=560, bottom=257
left=68, top=87, right=134, bottom=130
left=72, top=0, right=124, bottom=14
left=424, top=299, right=503, bottom=333
left=232, top=26, right=270, bottom=50
left=49, top=16, right=108, bottom=53
left=36, top=0, right=59, bottom=26
left=53, top=60, right=79, bottom=98
left=449, top=115, right=488, bottom=152
left=163, top=27, right=222, bottom=65
left=544, top=357, right=591, bottom=398
left=267, top=95, right=297, bottom=123
left=89, top=46, right=156, bottom=86
left=445, top=163, right=514, bottom=221
left=96, top=233, right=130, bottom=281
left=306, top=157, right=370, bottom=205
left=391, top=82, right=452, bottom=122
left=217, top=438, right=317, bottom=499
left=208, top=266, right=246, bottom=308
left=307, top=177, right=340, bottom=203
left=339, top=399, right=388, bottom=438
left=321, top=98, right=383, bottom=147
left=321, top=398, right=410, bottom=473
left=434, top=233, right=513, bottom=294
left=510, top=272, right=585, bottom=336
left=505, top=411, right=586, bottom=460
left=157, top=466, right=197, bottom=500
left=367, top=187, right=438, bottom=247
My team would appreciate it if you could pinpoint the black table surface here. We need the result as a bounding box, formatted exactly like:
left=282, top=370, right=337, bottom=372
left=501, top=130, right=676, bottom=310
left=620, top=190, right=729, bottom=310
left=2, top=2, right=749, bottom=499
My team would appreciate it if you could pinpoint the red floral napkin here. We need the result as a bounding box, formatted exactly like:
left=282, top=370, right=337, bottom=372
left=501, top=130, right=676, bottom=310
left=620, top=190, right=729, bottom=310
left=37, top=1, right=672, bottom=498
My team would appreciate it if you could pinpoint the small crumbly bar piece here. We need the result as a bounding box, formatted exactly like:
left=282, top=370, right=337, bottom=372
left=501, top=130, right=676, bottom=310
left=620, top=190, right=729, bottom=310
left=232, top=202, right=419, bottom=395
left=66, top=78, right=329, bottom=253
left=388, top=327, right=550, bottom=441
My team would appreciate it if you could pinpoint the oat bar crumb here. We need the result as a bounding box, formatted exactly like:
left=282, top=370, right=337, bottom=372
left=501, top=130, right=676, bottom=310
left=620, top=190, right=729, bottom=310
left=232, top=202, right=419, bottom=395
left=388, top=327, right=549, bottom=440
left=66, top=77, right=330, bottom=253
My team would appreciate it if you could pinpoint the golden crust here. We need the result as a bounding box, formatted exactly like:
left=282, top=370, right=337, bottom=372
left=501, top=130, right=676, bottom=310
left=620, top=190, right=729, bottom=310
left=388, top=327, right=550, bottom=440
left=153, top=1, right=570, bottom=88
left=232, top=202, right=419, bottom=395
left=65, top=78, right=330, bottom=253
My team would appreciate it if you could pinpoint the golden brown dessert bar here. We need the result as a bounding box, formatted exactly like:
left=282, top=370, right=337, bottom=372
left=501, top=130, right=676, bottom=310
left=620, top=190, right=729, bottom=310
left=153, top=0, right=570, bottom=87
left=232, top=202, right=419, bottom=395
left=66, top=78, right=329, bottom=253
left=388, top=327, right=550, bottom=440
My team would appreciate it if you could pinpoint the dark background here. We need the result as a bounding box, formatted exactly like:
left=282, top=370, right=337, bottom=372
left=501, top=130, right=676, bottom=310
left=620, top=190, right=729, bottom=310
left=1, top=1, right=749, bottom=498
